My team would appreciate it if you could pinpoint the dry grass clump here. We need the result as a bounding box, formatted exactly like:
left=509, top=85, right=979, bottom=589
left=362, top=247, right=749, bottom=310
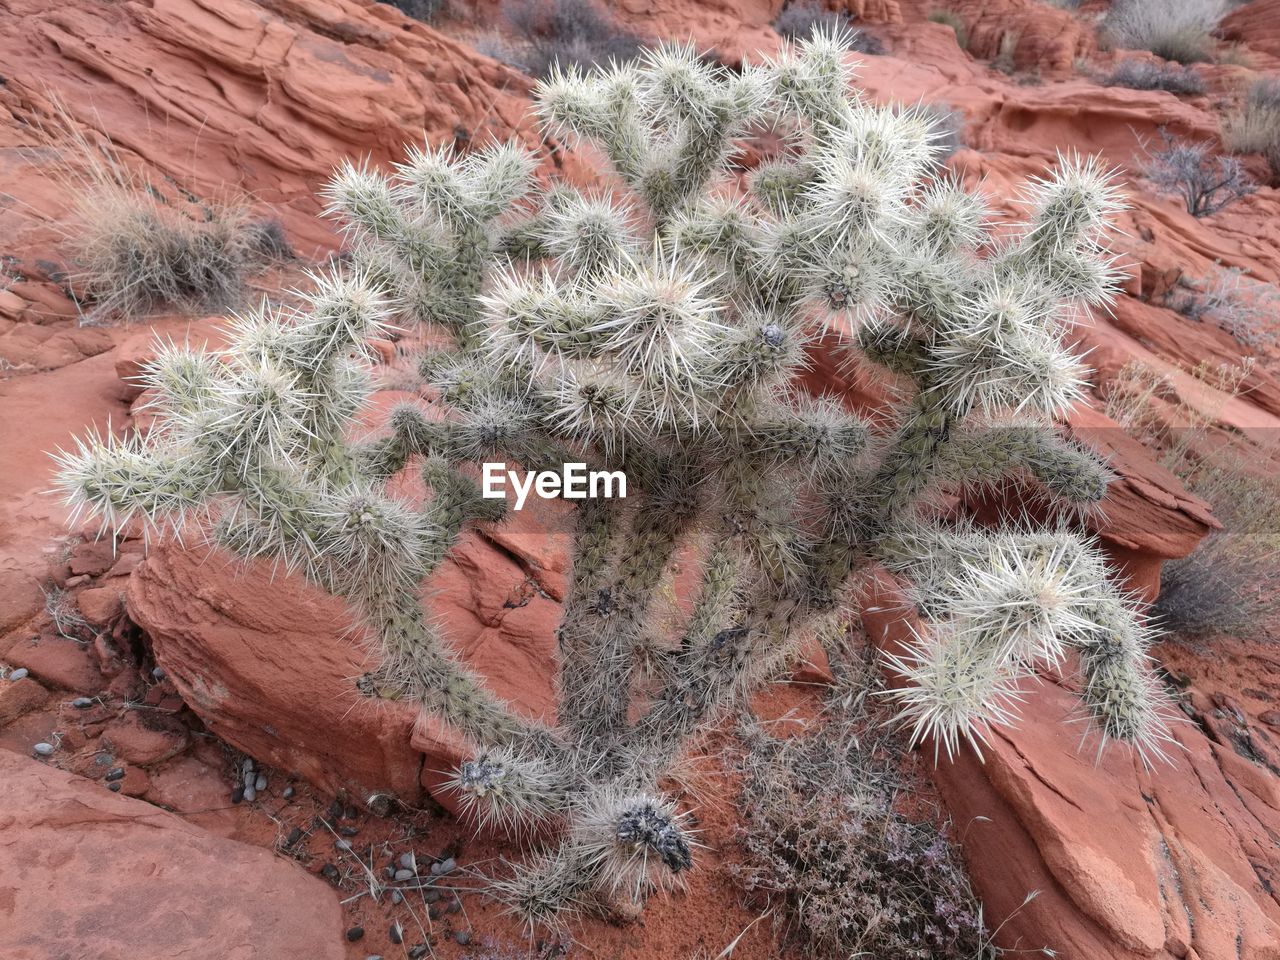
left=1162, top=266, right=1280, bottom=349
left=1102, top=0, right=1225, bottom=65
left=1104, top=361, right=1280, bottom=642
left=1102, top=60, right=1206, bottom=96
left=73, top=194, right=279, bottom=323
left=1224, top=78, right=1280, bottom=179
left=728, top=647, right=994, bottom=960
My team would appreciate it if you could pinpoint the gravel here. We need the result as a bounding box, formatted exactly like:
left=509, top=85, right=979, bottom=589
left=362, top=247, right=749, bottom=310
left=105, top=767, right=125, bottom=782
left=398, top=852, right=415, bottom=870
left=390, top=889, right=404, bottom=905
left=431, top=857, right=456, bottom=876
left=9, top=668, right=29, bottom=681
left=72, top=697, right=93, bottom=709
left=393, top=869, right=414, bottom=882
left=254, top=774, right=267, bottom=792
left=33, top=742, right=54, bottom=756
left=282, top=785, right=295, bottom=800
left=455, top=931, right=472, bottom=946
left=389, top=922, right=403, bottom=945
left=243, top=786, right=256, bottom=803
left=335, top=840, right=352, bottom=853
left=231, top=786, right=245, bottom=804
left=345, top=926, right=364, bottom=942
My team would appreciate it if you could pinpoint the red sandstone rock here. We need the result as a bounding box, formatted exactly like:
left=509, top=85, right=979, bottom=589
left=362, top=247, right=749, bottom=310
left=101, top=711, right=190, bottom=766
left=0, top=677, right=49, bottom=726
left=862, top=571, right=1280, bottom=960
left=5, top=634, right=105, bottom=694
left=77, top=585, right=124, bottom=626
left=0, top=748, right=346, bottom=960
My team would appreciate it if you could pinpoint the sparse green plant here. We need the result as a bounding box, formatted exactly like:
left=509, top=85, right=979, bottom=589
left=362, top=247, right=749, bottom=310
left=1102, top=0, right=1224, bottom=64
left=928, top=10, right=969, bottom=50
left=1141, top=129, right=1256, bottom=216
left=1101, top=60, right=1206, bottom=96
left=54, top=31, right=1173, bottom=930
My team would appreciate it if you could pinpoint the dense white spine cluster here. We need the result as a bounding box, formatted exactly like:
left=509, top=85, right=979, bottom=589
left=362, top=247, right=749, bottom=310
left=54, top=28, right=1173, bottom=928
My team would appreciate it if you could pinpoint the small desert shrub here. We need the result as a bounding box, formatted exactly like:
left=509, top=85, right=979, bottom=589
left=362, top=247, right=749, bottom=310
left=928, top=10, right=969, bottom=50
left=384, top=0, right=443, bottom=20
left=1224, top=78, right=1280, bottom=170
left=730, top=652, right=991, bottom=959
left=1102, top=60, right=1206, bottom=96
left=1142, top=130, right=1256, bottom=217
left=921, top=102, right=966, bottom=157
left=774, top=1, right=885, bottom=53
left=500, top=0, right=645, bottom=77
left=1102, top=0, right=1225, bottom=64
left=73, top=194, right=281, bottom=323
left=993, top=30, right=1020, bottom=75
left=1163, top=266, right=1280, bottom=348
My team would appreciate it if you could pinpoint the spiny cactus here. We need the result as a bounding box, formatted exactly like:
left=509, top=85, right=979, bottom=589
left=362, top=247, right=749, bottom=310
left=55, top=29, right=1174, bottom=929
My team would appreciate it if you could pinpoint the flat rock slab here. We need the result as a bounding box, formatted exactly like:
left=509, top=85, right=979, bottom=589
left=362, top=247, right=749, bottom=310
left=0, top=748, right=345, bottom=960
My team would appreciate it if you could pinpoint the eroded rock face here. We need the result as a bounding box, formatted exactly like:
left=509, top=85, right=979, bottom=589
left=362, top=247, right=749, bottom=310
left=126, top=506, right=566, bottom=808
left=0, top=748, right=346, bottom=960
left=862, top=572, right=1280, bottom=960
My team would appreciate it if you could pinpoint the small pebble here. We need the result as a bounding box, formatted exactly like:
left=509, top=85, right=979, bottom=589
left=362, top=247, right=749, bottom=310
left=393, top=869, right=414, bottom=882
left=344, top=804, right=357, bottom=820
left=321, top=863, right=339, bottom=880
left=243, top=786, right=256, bottom=803
left=108, top=782, right=121, bottom=792
left=428, top=904, right=444, bottom=921
left=390, top=889, right=404, bottom=905
left=9, top=668, right=29, bottom=681
left=424, top=889, right=441, bottom=904
left=33, top=742, right=54, bottom=757
left=345, top=926, right=364, bottom=943
left=446, top=899, right=461, bottom=915
left=242, top=758, right=255, bottom=777
left=365, top=956, right=383, bottom=960
left=328, top=799, right=345, bottom=820
left=105, top=767, right=125, bottom=782
left=431, top=857, right=456, bottom=876
left=389, top=922, right=404, bottom=945
left=151, top=666, right=166, bottom=680
left=335, top=840, right=352, bottom=853
left=284, top=827, right=303, bottom=848
left=383, top=866, right=395, bottom=880
left=254, top=774, right=267, bottom=792
left=231, top=786, right=245, bottom=804
left=72, top=697, right=93, bottom=709
left=282, top=785, right=296, bottom=800
left=455, top=931, right=472, bottom=946
left=398, top=852, right=416, bottom=870
left=339, top=825, right=359, bottom=837
left=409, top=946, right=429, bottom=959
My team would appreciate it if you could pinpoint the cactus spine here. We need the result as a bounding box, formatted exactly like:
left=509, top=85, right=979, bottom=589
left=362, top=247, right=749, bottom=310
left=55, top=28, right=1172, bottom=928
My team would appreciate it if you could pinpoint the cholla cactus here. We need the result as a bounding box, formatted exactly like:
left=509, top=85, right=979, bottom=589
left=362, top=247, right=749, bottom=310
left=55, top=29, right=1173, bottom=929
